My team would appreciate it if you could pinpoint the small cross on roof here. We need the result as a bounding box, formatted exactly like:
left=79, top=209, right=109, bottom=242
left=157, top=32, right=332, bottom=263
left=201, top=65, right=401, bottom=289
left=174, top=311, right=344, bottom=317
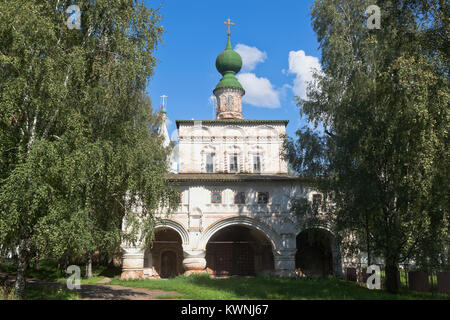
left=224, top=18, right=235, bottom=36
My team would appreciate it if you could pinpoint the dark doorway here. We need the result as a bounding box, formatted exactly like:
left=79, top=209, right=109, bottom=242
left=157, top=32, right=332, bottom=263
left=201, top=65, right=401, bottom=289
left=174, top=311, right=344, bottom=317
left=160, top=251, right=177, bottom=278
left=206, top=225, right=273, bottom=276
left=145, top=228, right=183, bottom=278
left=295, top=229, right=333, bottom=277
left=209, top=242, right=255, bottom=276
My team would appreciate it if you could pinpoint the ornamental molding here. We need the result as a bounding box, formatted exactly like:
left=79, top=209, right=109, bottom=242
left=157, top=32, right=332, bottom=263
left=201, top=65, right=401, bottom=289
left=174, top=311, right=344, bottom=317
left=178, top=136, right=283, bottom=142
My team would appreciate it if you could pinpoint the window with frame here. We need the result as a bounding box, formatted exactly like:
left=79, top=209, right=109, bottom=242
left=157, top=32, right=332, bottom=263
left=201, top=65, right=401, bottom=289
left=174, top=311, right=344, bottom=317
left=257, top=192, right=269, bottom=204
left=253, top=155, right=261, bottom=173
left=211, top=191, right=222, bottom=204
left=229, top=154, right=238, bottom=173
left=234, top=192, right=246, bottom=204
left=206, top=153, right=214, bottom=173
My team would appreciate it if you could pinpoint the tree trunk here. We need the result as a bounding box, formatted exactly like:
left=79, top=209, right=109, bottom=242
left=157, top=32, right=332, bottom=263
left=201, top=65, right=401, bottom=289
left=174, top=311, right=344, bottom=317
left=14, top=238, right=29, bottom=299
left=85, top=251, right=93, bottom=279
left=385, top=263, right=400, bottom=293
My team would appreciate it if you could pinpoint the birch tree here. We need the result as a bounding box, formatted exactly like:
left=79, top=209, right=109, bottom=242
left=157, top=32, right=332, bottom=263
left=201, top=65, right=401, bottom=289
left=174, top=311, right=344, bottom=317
left=285, top=0, right=449, bottom=293
left=0, top=0, right=178, bottom=298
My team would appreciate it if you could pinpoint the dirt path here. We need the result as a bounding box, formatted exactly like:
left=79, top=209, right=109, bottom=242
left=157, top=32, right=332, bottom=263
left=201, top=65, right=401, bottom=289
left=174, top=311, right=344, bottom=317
left=2, top=273, right=183, bottom=300
left=78, top=284, right=182, bottom=300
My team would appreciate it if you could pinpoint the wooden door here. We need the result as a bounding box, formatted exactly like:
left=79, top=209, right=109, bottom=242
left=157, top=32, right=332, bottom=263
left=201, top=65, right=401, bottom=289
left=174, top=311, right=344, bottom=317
left=233, top=243, right=254, bottom=276
left=214, top=243, right=233, bottom=276
left=160, top=251, right=177, bottom=278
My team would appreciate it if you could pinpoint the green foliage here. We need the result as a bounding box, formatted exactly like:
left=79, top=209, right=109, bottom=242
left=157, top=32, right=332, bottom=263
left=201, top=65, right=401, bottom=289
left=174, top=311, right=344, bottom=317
left=0, top=0, right=179, bottom=297
left=0, top=287, right=17, bottom=300
left=285, top=0, right=449, bottom=293
left=22, top=285, right=80, bottom=300
left=107, top=274, right=449, bottom=300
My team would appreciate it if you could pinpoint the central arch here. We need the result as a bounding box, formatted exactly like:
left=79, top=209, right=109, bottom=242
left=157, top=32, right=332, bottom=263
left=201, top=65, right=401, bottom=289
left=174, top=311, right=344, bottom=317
left=199, top=216, right=282, bottom=251
left=200, top=217, right=281, bottom=276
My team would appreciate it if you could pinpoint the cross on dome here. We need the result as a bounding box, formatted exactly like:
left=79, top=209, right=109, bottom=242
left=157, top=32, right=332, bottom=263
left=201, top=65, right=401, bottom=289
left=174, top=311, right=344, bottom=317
left=160, top=95, right=168, bottom=114
left=224, top=18, right=235, bottom=36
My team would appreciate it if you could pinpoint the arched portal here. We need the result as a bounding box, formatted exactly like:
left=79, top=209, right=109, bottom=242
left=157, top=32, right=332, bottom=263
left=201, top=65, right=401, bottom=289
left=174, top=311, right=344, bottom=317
left=205, top=225, right=274, bottom=276
left=144, top=228, right=183, bottom=278
left=295, top=228, right=333, bottom=277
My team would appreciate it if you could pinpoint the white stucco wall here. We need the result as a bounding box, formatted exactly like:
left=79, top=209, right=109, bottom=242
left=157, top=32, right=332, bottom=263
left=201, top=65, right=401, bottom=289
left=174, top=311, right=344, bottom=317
left=177, top=121, right=288, bottom=174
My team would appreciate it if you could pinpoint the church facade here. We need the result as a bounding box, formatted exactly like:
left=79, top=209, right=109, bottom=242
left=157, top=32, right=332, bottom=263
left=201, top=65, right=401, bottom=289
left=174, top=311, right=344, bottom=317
left=120, top=29, right=343, bottom=280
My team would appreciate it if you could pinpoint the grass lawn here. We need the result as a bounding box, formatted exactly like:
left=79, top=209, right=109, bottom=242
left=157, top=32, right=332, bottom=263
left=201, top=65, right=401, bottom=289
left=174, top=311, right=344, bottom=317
left=102, top=274, right=450, bottom=300
left=1, top=285, right=79, bottom=300
left=23, top=285, right=79, bottom=300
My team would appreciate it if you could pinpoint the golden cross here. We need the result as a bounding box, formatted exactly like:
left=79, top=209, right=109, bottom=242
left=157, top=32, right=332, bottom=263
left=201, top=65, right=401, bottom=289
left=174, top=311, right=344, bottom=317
left=224, top=18, right=235, bottom=36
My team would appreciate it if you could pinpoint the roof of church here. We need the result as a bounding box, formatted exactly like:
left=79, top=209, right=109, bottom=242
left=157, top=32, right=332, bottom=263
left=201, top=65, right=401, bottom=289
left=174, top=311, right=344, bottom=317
left=176, top=119, right=289, bottom=128
left=166, top=173, right=312, bottom=183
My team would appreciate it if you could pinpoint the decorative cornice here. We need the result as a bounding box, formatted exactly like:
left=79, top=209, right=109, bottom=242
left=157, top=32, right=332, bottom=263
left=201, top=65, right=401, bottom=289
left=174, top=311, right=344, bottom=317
left=178, top=136, right=284, bottom=142
left=176, top=120, right=289, bottom=128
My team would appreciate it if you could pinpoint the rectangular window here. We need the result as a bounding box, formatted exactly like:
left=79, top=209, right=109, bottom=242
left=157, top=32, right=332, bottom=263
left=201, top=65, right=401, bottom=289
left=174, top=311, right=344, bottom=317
left=253, top=155, right=261, bottom=173
left=257, top=192, right=269, bottom=204
left=211, top=191, right=222, bottom=204
left=234, top=192, right=246, bottom=204
left=206, top=153, right=214, bottom=173
left=229, top=154, right=238, bottom=173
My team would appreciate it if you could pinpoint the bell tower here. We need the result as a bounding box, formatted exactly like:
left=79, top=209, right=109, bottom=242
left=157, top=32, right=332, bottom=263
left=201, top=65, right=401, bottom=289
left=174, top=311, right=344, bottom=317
left=213, top=19, right=245, bottom=120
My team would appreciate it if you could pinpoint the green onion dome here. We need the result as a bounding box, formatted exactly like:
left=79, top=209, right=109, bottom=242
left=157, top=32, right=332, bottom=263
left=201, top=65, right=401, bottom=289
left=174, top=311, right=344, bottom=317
left=214, top=36, right=244, bottom=93
left=216, top=36, right=242, bottom=75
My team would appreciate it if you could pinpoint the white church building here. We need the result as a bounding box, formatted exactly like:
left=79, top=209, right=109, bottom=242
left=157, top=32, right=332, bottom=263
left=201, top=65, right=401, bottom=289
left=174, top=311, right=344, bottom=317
left=120, top=27, right=343, bottom=280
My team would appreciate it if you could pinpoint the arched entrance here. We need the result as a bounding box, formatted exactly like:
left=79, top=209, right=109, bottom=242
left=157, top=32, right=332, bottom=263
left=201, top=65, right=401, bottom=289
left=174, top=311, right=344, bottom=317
left=145, top=228, right=183, bottom=278
left=295, top=228, right=333, bottom=277
left=206, top=225, right=274, bottom=276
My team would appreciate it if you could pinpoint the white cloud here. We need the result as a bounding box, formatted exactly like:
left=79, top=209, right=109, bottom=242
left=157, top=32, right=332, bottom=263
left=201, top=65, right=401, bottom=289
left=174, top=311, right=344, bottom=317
left=237, top=73, right=281, bottom=108
left=287, top=50, right=322, bottom=99
left=235, top=44, right=267, bottom=72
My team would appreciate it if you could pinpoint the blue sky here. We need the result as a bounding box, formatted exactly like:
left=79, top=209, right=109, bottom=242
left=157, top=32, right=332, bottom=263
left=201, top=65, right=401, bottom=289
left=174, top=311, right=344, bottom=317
left=144, top=0, right=321, bottom=140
